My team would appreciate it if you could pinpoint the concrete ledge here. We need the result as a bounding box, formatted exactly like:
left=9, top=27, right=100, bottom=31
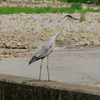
left=0, top=74, right=100, bottom=100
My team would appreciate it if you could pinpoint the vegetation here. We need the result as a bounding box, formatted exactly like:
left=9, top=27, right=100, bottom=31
left=0, top=2, right=100, bottom=16
left=71, top=2, right=82, bottom=10
left=0, top=6, right=76, bottom=14
left=32, top=0, right=100, bottom=4
left=59, top=0, right=100, bottom=4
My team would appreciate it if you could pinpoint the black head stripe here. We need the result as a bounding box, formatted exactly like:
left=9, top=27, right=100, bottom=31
left=66, top=15, right=72, bottom=18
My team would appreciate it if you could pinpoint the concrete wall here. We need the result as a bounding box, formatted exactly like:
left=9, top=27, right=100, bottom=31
left=0, top=74, right=100, bottom=100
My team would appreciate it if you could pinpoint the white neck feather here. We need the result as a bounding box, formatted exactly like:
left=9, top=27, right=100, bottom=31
left=53, top=17, right=67, bottom=39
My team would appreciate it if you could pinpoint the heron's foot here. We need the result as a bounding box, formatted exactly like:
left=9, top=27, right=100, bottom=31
left=48, top=79, right=51, bottom=81
left=38, top=79, right=51, bottom=82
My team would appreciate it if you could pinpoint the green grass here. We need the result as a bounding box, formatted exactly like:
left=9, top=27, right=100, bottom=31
left=71, top=2, right=82, bottom=10
left=0, top=3, right=100, bottom=15
left=59, top=0, right=100, bottom=4
left=80, top=8, right=100, bottom=14
left=0, top=6, right=76, bottom=14
left=79, top=7, right=100, bottom=21
left=0, top=3, right=82, bottom=14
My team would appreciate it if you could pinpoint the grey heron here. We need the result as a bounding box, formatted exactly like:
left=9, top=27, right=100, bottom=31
left=28, top=15, right=82, bottom=81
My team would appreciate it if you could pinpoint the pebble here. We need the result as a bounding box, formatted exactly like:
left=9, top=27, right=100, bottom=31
left=0, top=13, right=100, bottom=49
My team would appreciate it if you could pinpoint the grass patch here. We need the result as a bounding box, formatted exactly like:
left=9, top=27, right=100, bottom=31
left=0, top=3, right=82, bottom=14
left=71, top=2, right=82, bottom=10
left=0, top=6, right=76, bottom=14
left=80, top=13, right=86, bottom=21
left=59, top=0, right=100, bottom=4
left=79, top=8, right=100, bottom=14
left=79, top=7, right=100, bottom=21
left=0, top=4, right=100, bottom=15
left=56, top=40, right=65, bottom=46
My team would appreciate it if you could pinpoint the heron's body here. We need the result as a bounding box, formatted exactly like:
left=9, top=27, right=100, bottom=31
left=28, top=15, right=82, bottom=81
left=29, top=36, right=55, bottom=65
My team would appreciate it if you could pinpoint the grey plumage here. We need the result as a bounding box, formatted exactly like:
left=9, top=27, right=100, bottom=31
left=29, top=36, right=55, bottom=65
left=28, top=15, right=82, bottom=81
left=29, top=16, right=65, bottom=65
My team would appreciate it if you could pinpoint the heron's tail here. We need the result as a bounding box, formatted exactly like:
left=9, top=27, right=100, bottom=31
left=28, top=56, right=38, bottom=65
left=28, top=60, right=32, bottom=65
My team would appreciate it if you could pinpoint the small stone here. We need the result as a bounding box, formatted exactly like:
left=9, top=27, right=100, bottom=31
left=92, top=40, right=100, bottom=45
left=2, top=51, right=7, bottom=55
left=87, top=1, right=91, bottom=4
left=80, top=46, right=84, bottom=50
left=19, top=13, right=26, bottom=16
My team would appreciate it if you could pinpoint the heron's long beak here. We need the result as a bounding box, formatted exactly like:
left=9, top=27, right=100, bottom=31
left=72, top=17, right=83, bottom=21
left=58, top=16, right=83, bottom=22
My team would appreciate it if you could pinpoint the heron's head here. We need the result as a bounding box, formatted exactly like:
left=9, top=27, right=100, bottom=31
left=59, top=15, right=83, bottom=22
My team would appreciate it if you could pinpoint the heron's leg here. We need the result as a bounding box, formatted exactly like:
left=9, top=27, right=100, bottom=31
left=39, top=59, right=43, bottom=81
left=47, top=55, right=50, bottom=81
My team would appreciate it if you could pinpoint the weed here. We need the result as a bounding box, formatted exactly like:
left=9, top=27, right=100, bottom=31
left=79, top=8, right=100, bottom=21
left=71, top=2, right=82, bottom=10
left=96, top=17, right=100, bottom=23
left=56, top=40, right=64, bottom=46
left=59, top=0, right=100, bottom=4
left=80, top=13, right=85, bottom=21
left=78, top=29, right=85, bottom=33
left=79, top=8, right=100, bottom=14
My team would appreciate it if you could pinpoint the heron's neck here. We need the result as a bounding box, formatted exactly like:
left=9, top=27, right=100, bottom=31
left=53, top=18, right=66, bottom=39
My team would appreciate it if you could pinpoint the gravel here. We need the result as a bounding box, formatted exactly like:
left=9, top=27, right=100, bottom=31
left=0, top=12, right=100, bottom=58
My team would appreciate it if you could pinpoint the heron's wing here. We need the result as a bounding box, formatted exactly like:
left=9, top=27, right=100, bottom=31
left=29, top=37, right=55, bottom=64
left=35, top=40, right=54, bottom=58
left=28, top=46, right=43, bottom=64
